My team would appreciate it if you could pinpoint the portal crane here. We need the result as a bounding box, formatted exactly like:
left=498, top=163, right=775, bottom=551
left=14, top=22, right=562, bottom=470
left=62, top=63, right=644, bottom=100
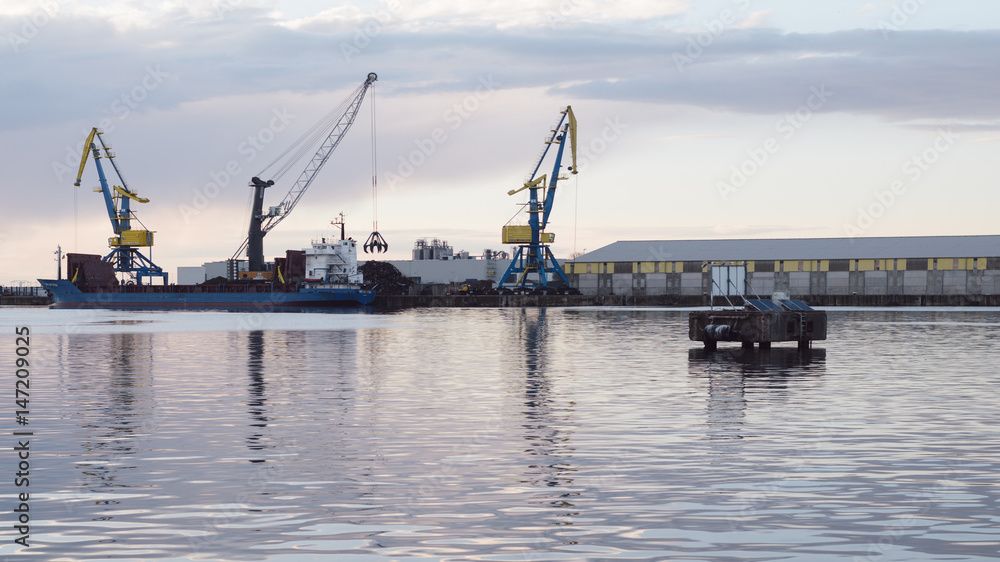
left=234, top=72, right=381, bottom=272
left=499, top=106, right=578, bottom=294
left=74, top=128, right=167, bottom=285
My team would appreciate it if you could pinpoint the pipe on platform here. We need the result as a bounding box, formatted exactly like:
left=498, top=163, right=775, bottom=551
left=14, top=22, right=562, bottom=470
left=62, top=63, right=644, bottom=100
left=704, top=324, right=735, bottom=342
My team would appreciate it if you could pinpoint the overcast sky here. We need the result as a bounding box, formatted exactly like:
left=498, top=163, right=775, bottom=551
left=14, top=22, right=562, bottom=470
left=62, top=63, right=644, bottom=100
left=2, top=0, right=999, bottom=285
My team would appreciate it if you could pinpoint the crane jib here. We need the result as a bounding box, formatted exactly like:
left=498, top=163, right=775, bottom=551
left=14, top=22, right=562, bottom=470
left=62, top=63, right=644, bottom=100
left=239, top=73, right=378, bottom=270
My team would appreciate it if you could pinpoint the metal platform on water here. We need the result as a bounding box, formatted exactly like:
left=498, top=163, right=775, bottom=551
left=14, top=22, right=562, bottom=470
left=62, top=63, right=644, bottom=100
left=689, top=263, right=828, bottom=350
left=689, top=307, right=828, bottom=350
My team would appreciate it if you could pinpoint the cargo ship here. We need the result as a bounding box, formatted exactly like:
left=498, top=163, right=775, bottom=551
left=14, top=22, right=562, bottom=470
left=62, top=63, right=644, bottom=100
left=38, top=234, right=375, bottom=309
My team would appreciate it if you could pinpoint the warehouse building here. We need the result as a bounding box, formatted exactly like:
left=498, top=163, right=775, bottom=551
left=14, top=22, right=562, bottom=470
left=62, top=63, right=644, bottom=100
left=565, top=235, right=1000, bottom=302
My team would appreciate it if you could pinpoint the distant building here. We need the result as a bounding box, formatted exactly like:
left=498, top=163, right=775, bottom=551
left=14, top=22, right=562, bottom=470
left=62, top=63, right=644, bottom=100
left=176, top=266, right=206, bottom=285
left=367, top=240, right=512, bottom=284
left=175, top=260, right=246, bottom=284
left=412, top=238, right=454, bottom=260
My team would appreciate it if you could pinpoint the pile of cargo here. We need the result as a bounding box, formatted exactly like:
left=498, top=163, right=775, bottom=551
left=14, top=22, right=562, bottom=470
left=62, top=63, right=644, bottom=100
left=359, top=261, right=412, bottom=295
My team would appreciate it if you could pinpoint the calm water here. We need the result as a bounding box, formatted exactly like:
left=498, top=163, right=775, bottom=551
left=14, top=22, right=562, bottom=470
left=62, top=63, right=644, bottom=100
left=1, top=306, right=999, bottom=561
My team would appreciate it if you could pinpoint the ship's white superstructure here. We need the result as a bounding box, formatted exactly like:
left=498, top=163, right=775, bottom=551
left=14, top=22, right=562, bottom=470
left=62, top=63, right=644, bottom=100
left=304, top=237, right=363, bottom=284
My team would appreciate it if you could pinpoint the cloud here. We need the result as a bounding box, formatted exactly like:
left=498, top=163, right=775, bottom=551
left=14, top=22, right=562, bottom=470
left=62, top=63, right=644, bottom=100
left=560, top=28, right=1000, bottom=122
left=4, top=1, right=998, bottom=139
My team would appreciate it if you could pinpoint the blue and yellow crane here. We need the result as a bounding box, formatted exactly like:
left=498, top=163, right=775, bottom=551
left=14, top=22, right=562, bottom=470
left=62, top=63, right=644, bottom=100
left=499, top=106, right=578, bottom=294
left=74, top=128, right=167, bottom=285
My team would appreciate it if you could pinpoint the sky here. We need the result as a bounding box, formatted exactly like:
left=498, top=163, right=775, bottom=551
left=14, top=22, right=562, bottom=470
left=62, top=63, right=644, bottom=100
left=2, top=0, right=999, bottom=285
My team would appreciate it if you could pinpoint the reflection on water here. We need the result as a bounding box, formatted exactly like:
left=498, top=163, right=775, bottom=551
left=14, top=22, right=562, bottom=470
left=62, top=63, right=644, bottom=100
left=515, top=309, right=580, bottom=540
left=73, top=332, right=156, bottom=490
left=519, top=309, right=575, bottom=483
left=689, top=346, right=826, bottom=447
left=8, top=307, right=1000, bottom=560
left=688, top=345, right=826, bottom=373
left=246, top=330, right=267, bottom=460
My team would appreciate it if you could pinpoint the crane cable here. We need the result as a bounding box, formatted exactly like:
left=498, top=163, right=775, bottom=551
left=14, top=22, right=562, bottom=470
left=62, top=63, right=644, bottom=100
left=254, top=85, right=359, bottom=182
left=363, top=83, right=388, bottom=253
left=504, top=202, right=527, bottom=227
left=370, top=83, right=378, bottom=235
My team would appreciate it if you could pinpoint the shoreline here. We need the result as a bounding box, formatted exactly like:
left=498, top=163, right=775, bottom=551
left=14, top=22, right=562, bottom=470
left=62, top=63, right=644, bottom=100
left=7, top=293, right=1000, bottom=309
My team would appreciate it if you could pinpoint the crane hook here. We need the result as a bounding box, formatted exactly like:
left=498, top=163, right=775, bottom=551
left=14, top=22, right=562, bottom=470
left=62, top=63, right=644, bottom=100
left=364, top=231, right=389, bottom=254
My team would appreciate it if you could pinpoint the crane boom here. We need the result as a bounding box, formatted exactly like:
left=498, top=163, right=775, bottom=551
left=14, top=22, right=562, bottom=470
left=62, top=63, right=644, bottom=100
left=240, top=72, right=377, bottom=271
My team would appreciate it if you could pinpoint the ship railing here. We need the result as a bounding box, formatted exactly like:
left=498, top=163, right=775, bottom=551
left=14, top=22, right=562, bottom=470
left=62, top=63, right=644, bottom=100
left=301, top=282, right=366, bottom=291
left=102, top=282, right=277, bottom=294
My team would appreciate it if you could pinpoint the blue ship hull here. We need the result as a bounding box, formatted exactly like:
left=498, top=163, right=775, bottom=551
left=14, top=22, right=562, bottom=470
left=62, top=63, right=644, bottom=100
left=37, top=279, right=375, bottom=309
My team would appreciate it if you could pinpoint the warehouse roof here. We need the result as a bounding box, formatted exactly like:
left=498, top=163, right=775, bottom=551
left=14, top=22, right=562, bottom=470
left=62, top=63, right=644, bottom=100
left=575, top=235, right=1000, bottom=262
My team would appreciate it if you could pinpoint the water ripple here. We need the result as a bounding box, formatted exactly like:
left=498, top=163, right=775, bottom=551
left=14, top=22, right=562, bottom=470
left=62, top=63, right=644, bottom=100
left=3, top=307, right=999, bottom=559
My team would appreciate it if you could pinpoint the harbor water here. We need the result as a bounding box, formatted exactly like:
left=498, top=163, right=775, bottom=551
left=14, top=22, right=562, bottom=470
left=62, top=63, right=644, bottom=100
left=2, top=306, right=999, bottom=560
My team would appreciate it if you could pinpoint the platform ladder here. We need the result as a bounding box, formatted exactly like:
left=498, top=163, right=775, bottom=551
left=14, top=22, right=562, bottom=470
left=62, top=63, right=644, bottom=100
left=798, top=312, right=809, bottom=349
